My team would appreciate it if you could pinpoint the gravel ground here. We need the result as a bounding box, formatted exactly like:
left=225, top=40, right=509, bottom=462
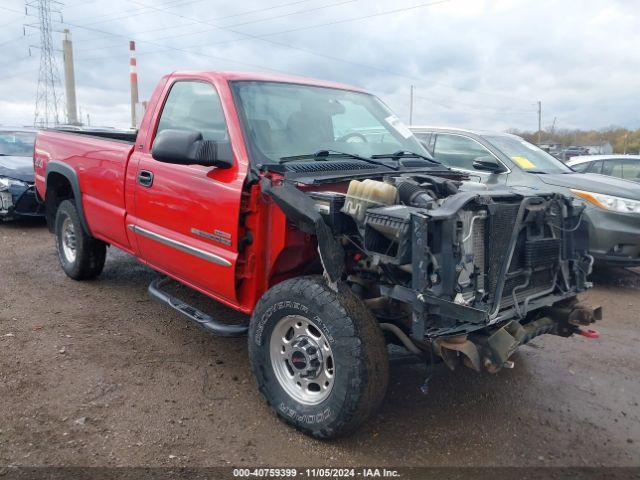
left=1, top=219, right=639, bottom=467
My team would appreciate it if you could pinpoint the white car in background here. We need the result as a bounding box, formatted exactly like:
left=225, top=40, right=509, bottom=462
left=567, top=155, right=640, bottom=183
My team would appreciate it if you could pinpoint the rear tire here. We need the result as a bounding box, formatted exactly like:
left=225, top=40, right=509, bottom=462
left=55, top=200, right=106, bottom=280
left=248, top=276, right=389, bottom=439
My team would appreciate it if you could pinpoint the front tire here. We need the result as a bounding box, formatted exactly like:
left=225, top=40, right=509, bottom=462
left=55, top=200, right=106, bottom=280
left=249, top=276, right=389, bottom=439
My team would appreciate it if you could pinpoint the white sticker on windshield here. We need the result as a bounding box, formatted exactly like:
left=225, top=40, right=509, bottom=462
left=385, top=115, right=413, bottom=139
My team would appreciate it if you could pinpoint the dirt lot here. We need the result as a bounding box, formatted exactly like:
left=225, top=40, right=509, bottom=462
left=1, top=219, right=639, bottom=468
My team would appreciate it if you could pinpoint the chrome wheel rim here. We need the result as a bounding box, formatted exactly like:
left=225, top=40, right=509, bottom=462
left=61, top=216, right=77, bottom=263
left=269, top=314, right=335, bottom=405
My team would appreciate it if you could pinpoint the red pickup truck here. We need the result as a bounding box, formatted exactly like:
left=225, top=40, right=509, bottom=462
left=34, top=71, right=601, bottom=438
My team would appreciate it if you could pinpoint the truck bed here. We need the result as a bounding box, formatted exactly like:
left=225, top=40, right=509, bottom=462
left=34, top=128, right=137, bottom=251
left=50, top=126, right=137, bottom=144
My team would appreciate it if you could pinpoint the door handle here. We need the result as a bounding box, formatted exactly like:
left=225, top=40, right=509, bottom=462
left=137, top=170, right=154, bottom=187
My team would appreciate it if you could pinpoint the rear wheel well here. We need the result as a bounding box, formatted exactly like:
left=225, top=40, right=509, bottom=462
left=45, top=172, right=74, bottom=232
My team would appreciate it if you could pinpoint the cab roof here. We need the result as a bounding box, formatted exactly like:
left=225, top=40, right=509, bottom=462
left=168, top=70, right=367, bottom=93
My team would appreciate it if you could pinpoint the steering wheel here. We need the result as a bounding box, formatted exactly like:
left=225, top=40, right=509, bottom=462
left=337, top=132, right=368, bottom=143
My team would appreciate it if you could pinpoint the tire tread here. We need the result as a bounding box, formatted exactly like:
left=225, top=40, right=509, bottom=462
left=55, top=200, right=106, bottom=280
left=249, top=275, right=389, bottom=439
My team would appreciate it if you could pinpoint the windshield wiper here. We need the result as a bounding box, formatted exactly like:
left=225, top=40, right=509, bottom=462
left=527, top=170, right=548, bottom=174
left=370, top=150, right=441, bottom=165
left=280, top=150, right=397, bottom=170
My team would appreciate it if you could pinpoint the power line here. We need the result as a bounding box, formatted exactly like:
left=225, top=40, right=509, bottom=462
left=0, top=55, right=36, bottom=70
left=130, top=0, right=444, bottom=45
left=64, top=0, right=105, bottom=8
left=65, top=0, right=199, bottom=25
left=117, top=0, right=359, bottom=53
left=0, top=11, right=25, bottom=29
left=14, top=0, right=534, bottom=113
left=42, top=16, right=306, bottom=76
left=83, top=0, right=208, bottom=26
left=116, top=0, right=534, bottom=106
left=140, top=0, right=356, bottom=38
left=413, top=94, right=536, bottom=115
left=0, top=5, right=24, bottom=15
left=0, top=34, right=33, bottom=48
left=72, top=0, right=345, bottom=53
left=72, top=0, right=445, bottom=85
left=222, top=0, right=450, bottom=38
left=85, top=0, right=315, bottom=29
left=2, top=67, right=40, bottom=82
left=71, top=0, right=531, bottom=107
left=60, top=0, right=529, bottom=108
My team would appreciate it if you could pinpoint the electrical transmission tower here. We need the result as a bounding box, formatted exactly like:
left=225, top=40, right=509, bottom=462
left=26, top=0, right=64, bottom=127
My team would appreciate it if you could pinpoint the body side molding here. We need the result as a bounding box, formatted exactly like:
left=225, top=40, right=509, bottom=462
left=127, top=224, right=232, bottom=267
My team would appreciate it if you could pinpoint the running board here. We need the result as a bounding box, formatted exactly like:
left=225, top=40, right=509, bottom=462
left=148, top=278, right=248, bottom=337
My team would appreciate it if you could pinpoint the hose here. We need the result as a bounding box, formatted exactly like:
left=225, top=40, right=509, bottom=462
left=379, top=323, right=423, bottom=355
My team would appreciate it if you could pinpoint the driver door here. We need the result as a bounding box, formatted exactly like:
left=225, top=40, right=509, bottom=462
left=129, top=79, right=245, bottom=304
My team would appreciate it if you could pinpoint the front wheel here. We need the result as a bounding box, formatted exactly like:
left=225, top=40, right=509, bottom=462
left=55, top=200, right=106, bottom=280
left=248, top=276, right=389, bottom=439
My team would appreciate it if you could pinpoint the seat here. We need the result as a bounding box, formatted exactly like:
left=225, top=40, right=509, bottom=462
left=286, top=100, right=334, bottom=152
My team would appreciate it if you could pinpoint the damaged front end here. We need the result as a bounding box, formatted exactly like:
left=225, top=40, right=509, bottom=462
left=263, top=170, right=601, bottom=375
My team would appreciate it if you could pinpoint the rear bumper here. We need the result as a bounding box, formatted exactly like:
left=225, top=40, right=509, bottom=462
left=0, top=185, right=45, bottom=220
left=584, top=208, right=640, bottom=267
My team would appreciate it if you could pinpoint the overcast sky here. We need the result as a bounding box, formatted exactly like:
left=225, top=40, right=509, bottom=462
left=0, top=0, right=638, bottom=131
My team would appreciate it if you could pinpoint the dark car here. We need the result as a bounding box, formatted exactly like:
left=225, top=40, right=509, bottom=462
left=567, top=155, right=640, bottom=183
left=563, top=146, right=590, bottom=160
left=411, top=126, right=640, bottom=267
left=0, top=127, right=44, bottom=220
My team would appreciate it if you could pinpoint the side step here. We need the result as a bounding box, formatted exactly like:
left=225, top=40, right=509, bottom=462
left=148, top=277, right=248, bottom=337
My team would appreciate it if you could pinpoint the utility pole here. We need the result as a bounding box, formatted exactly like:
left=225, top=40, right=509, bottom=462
left=62, top=29, right=78, bottom=125
left=537, top=100, right=542, bottom=145
left=129, top=40, right=139, bottom=129
left=27, top=0, right=64, bottom=127
left=550, top=116, right=556, bottom=136
left=409, top=85, right=414, bottom=125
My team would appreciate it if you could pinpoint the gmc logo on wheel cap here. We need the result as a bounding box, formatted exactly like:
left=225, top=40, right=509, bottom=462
left=291, top=351, right=307, bottom=370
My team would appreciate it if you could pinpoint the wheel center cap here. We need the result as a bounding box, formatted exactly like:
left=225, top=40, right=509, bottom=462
left=290, top=336, right=323, bottom=379
left=290, top=351, right=307, bottom=370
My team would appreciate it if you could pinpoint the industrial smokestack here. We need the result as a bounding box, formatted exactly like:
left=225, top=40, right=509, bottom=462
left=129, top=40, right=139, bottom=129
left=62, top=29, right=79, bottom=125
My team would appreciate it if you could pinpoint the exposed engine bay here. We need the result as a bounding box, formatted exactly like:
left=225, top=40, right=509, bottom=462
left=261, top=170, right=600, bottom=373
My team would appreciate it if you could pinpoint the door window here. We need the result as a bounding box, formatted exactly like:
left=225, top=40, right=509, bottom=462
left=433, top=134, right=494, bottom=171
left=602, top=160, right=623, bottom=178
left=413, top=132, right=435, bottom=155
left=156, top=81, right=228, bottom=142
left=571, top=162, right=590, bottom=173
left=585, top=161, right=603, bottom=174
left=621, top=160, right=640, bottom=181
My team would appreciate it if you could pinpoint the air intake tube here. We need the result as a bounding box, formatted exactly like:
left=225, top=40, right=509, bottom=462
left=397, top=181, right=434, bottom=208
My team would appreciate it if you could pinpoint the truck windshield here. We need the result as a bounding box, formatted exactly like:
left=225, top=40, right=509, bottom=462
left=485, top=135, right=572, bottom=174
left=231, top=81, right=432, bottom=165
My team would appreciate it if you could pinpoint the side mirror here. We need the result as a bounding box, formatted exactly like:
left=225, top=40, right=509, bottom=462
left=151, top=129, right=233, bottom=168
left=472, top=155, right=506, bottom=173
